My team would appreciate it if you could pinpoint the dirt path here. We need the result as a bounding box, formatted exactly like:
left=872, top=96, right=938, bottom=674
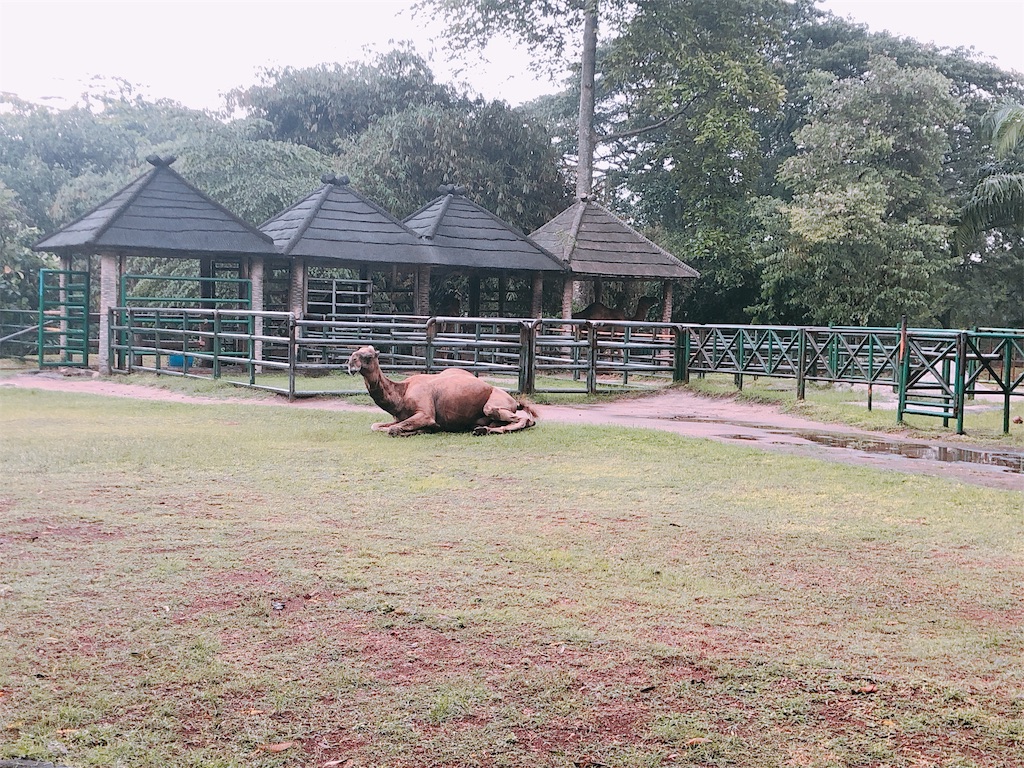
left=3, top=370, right=1021, bottom=491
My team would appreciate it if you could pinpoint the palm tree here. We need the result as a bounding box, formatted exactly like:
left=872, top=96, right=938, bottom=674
left=954, top=100, right=1024, bottom=254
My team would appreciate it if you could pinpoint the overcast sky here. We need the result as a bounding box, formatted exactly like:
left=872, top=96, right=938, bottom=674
left=0, top=0, right=1021, bottom=113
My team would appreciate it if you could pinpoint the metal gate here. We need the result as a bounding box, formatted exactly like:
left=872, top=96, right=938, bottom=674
left=38, top=268, right=90, bottom=368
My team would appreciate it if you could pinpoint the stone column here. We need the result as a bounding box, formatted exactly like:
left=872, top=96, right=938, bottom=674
left=59, top=254, right=72, bottom=354
left=98, top=253, right=119, bottom=375
left=250, top=256, right=265, bottom=366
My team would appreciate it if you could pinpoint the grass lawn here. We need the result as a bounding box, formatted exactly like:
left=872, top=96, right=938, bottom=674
left=1, top=388, right=1022, bottom=768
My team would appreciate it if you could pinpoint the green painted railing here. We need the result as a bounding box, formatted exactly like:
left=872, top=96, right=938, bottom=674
left=107, top=308, right=1023, bottom=434
left=38, top=268, right=90, bottom=368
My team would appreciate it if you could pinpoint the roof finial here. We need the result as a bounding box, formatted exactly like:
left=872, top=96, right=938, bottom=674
left=322, top=172, right=350, bottom=186
left=146, top=154, right=176, bottom=167
left=438, top=184, right=467, bottom=196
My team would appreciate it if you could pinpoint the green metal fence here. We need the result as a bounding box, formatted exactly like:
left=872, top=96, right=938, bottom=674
left=106, top=308, right=1023, bottom=434
left=0, top=309, right=39, bottom=359
left=38, top=268, right=90, bottom=368
left=120, top=273, right=252, bottom=309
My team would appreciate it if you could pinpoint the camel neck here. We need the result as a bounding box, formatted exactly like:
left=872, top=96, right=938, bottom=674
left=363, top=362, right=403, bottom=416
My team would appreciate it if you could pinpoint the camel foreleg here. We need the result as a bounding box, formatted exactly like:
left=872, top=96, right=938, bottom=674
left=371, top=420, right=399, bottom=432
left=386, top=411, right=439, bottom=437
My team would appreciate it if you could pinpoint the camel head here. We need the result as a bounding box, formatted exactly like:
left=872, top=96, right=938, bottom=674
left=346, top=345, right=379, bottom=375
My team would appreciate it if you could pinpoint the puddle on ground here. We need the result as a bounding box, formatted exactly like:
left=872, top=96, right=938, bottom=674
left=663, top=415, right=1024, bottom=474
left=790, top=432, right=1023, bottom=473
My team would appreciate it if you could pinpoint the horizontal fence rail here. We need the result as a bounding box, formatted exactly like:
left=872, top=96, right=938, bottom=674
left=103, top=307, right=1024, bottom=434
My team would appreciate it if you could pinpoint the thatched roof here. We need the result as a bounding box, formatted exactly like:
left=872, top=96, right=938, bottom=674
left=260, top=174, right=428, bottom=265
left=403, top=186, right=565, bottom=273
left=530, top=199, right=699, bottom=280
left=33, top=155, right=276, bottom=256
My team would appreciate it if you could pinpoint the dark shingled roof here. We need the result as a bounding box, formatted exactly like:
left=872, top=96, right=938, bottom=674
left=403, top=186, right=565, bottom=273
left=530, top=199, right=699, bottom=280
left=33, top=155, right=276, bottom=256
left=260, top=174, right=429, bottom=265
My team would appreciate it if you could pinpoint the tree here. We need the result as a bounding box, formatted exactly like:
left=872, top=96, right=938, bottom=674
left=955, top=101, right=1024, bottom=250
left=160, top=119, right=331, bottom=226
left=416, top=0, right=793, bottom=321
left=339, top=100, right=569, bottom=233
left=753, top=57, right=964, bottom=326
left=947, top=100, right=1024, bottom=327
left=0, top=181, right=51, bottom=309
left=598, top=0, right=790, bottom=321
left=226, top=47, right=456, bottom=154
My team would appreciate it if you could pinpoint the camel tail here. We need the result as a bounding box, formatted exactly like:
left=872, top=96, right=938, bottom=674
left=515, top=396, right=539, bottom=419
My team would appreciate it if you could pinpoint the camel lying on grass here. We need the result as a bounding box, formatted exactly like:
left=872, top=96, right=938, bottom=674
left=346, top=345, right=538, bottom=436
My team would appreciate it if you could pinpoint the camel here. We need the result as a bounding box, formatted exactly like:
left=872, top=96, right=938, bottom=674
left=573, top=295, right=660, bottom=322
left=346, top=345, right=538, bottom=436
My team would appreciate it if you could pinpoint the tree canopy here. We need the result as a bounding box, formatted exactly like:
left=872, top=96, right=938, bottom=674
left=3, top=6, right=1024, bottom=327
left=754, top=57, right=963, bottom=325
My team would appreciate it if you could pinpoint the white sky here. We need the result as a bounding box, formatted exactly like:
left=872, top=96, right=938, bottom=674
left=0, top=0, right=1021, bottom=113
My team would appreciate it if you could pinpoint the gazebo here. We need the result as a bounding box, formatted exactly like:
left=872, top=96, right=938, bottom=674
left=529, top=197, right=700, bottom=320
left=259, top=173, right=431, bottom=315
left=33, top=155, right=277, bottom=373
left=262, top=180, right=567, bottom=318
left=403, top=185, right=566, bottom=317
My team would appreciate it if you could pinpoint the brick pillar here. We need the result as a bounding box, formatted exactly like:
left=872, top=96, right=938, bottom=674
left=415, top=265, right=431, bottom=316
left=661, top=281, right=674, bottom=323
left=288, top=257, right=306, bottom=317
left=561, top=278, right=574, bottom=319
left=531, top=273, right=544, bottom=318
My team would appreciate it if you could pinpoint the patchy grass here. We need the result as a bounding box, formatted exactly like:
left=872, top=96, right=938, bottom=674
left=1, top=388, right=1022, bottom=767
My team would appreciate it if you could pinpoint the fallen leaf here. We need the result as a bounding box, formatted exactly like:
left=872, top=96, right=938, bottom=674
left=246, top=708, right=267, bottom=716
left=854, top=683, right=878, bottom=694
left=685, top=737, right=710, bottom=747
left=322, top=760, right=352, bottom=767
left=260, top=741, right=296, bottom=752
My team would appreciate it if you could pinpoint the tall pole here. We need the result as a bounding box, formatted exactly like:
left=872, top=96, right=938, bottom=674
left=576, top=0, right=598, bottom=200
left=564, top=0, right=599, bottom=319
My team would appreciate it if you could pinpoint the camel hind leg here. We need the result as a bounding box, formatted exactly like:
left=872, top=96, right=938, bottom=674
left=472, top=390, right=536, bottom=435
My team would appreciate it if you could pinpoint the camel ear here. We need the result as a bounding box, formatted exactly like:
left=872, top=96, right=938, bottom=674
left=367, top=345, right=377, bottom=356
